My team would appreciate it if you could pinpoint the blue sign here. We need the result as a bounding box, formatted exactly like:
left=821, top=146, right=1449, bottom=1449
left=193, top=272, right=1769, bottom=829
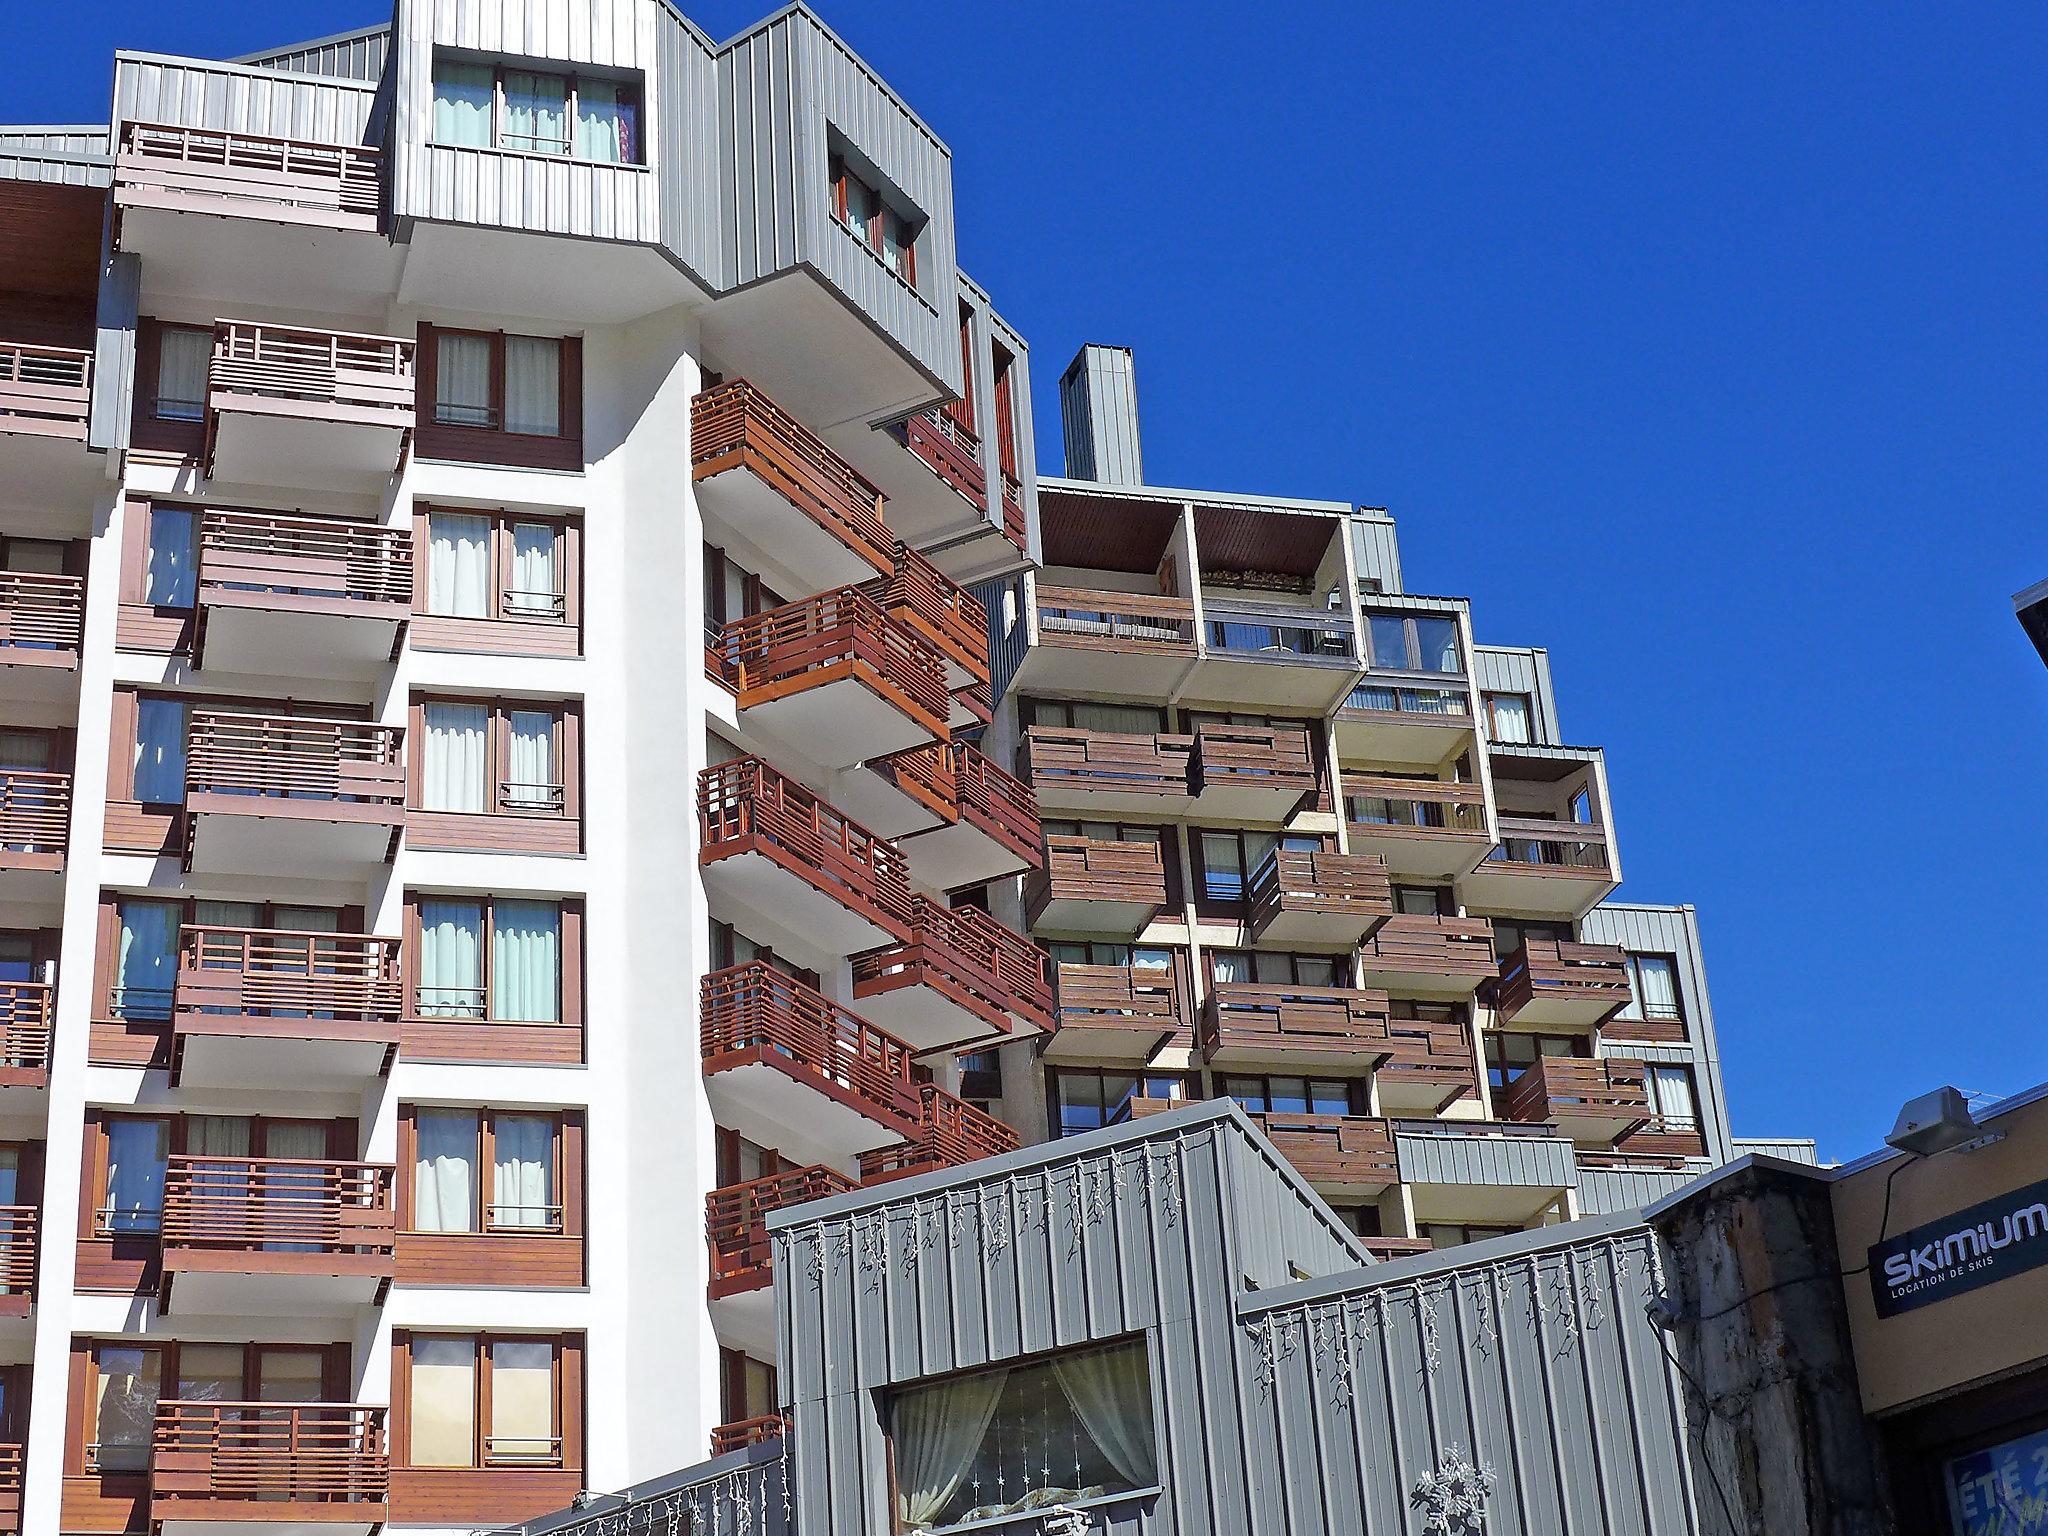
left=1869, top=1176, right=2048, bottom=1318
left=1947, top=1426, right=2048, bottom=1535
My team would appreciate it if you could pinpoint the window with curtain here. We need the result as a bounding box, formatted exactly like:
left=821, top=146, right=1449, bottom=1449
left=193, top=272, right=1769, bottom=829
left=421, top=702, right=488, bottom=813
left=144, top=506, right=196, bottom=608
left=831, top=155, right=920, bottom=287
left=490, top=1339, right=557, bottom=1463
left=501, top=70, right=570, bottom=155
left=1485, top=692, right=1533, bottom=744
left=492, top=900, right=560, bottom=1022
left=427, top=512, right=491, bottom=618
left=1647, top=1066, right=1700, bottom=1129
left=92, top=1345, right=163, bottom=1471
left=431, top=61, right=494, bottom=148
left=434, top=334, right=494, bottom=429
left=103, top=1118, right=170, bottom=1234
left=417, top=900, right=485, bottom=1018
left=133, top=696, right=188, bottom=803
left=1222, top=1075, right=1356, bottom=1116
left=574, top=79, right=639, bottom=163
left=889, top=1339, right=1156, bottom=1531
left=425, top=511, right=570, bottom=625
left=154, top=327, right=211, bottom=421
left=413, top=1109, right=479, bottom=1233
left=504, top=712, right=559, bottom=812
left=503, top=337, right=561, bottom=437
left=508, top=522, right=561, bottom=617
left=1619, top=954, right=1683, bottom=1024
left=177, top=1343, right=244, bottom=1405
left=408, top=1336, right=478, bottom=1467
left=491, top=1114, right=555, bottom=1229
left=429, top=57, right=643, bottom=164
left=114, top=900, right=179, bottom=1022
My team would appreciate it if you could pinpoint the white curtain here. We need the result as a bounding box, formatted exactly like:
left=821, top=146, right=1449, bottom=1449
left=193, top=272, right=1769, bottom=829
left=262, top=1120, right=329, bottom=1253
left=133, top=697, right=188, bottom=803
left=490, top=1340, right=555, bottom=1460
left=185, top=1116, right=250, bottom=1246
left=435, top=334, right=493, bottom=426
left=156, top=328, right=211, bottom=420
left=1638, top=957, right=1680, bottom=1020
left=428, top=513, right=491, bottom=618
left=145, top=506, right=196, bottom=606
left=508, top=523, right=558, bottom=616
left=432, top=62, right=494, bottom=148
left=1052, top=1346, right=1158, bottom=1489
left=418, top=900, right=484, bottom=1018
left=1489, top=695, right=1532, bottom=744
left=413, top=1110, right=478, bottom=1233
left=492, top=1114, right=553, bottom=1228
left=491, top=900, right=559, bottom=1023
left=116, top=901, right=179, bottom=1021
left=893, top=1368, right=1008, bottom=1527
left=503, top=71, right=569, bottom=153
left=574, top=81, right=637, bottom=163
left=503, top=336, right=561, bottom=436
left=422, top=703, right=487, bottom=813
left=506, top=711, right=555, bottom=810
left=1650, top=1067, right=1699, bottom=1127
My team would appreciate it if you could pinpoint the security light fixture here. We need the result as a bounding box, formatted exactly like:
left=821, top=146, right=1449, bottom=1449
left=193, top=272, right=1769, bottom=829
left=1885, top=1086, right=1997, bottom=1157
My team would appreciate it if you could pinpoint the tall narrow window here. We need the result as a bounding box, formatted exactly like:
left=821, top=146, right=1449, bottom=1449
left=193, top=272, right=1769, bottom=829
left=432, top=62, right=494, bottom=148
left=503, top=337, right=562, bottom=437
left=417, top=900, right=485, bottom=1018
left=492, top=1115, right=555, bottom=1229
left=508, top=523, right=561, bottom=618
left=1647, top=1066, right=1700, bottom=1130
left=434, top=334, right=495, bottom=429
left=489, top=1340, right=557, bottom=1463
left=414, top=1110, right=480, bottom=1233
left=501, top=71, right=571, bottom=155
left=114, top=899, right=180, bottom=1022
left=92, top=1346, right=163, bottom=1472
left=154, top=328, right=211, bottom=422
left=427, top=513, right=491, bottom=618
left=505, top=711, right=559, bottom=813
left=422, top=702, right=488, bottom=812
left=409, top=1337, right=478, bottom=1467
left=103, top=1118, right=171, bottom=1234
left=492, top=900, right=560, bottom=1023
left=144, top=506, right=196, bottom=608
left=133, top=697, right=188, bottom=803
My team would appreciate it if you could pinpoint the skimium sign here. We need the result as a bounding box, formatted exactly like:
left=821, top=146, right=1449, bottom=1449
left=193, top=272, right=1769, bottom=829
left=1870, top=1176, right=2048, bottom=1319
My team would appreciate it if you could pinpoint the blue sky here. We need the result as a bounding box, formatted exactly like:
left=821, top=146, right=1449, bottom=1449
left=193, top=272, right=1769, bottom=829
left=24, top=4, right=2048, bottom=1160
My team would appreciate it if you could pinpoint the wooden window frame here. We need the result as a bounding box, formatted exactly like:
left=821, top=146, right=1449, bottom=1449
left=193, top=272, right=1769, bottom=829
left=1201, top=948, right=1345, bottom=989
left=1217, top=1071, right=1369, bottom=1118
left=1022, top=696, right=1170, bottom=733
left=412, top=504, right=582, bottom=657
left=432, top=59, right=644, bottom=166
left=389, top=1329, right=585, bottom=1524
left=407, top=694, right=583, bottom=854
left=717, top=1349, right=779, bottom=1428
left=829, top=154, right=919, bottom=289
left=1044, top=1066, right=1194, bottom=1140
left=1481, top=1030, right=1588, bottom=1091
left=394, top=1106, right=585, bottom=1288
left=416, top=324, right=584, bottom=472
left=713, top=1128, right=785, bottom=1189
left=400, top=893, right=585, bottom=1066
left=1191, top=827, right=1323, bottom=920
left=69, top=1338, right=350, bottom=1475
left=1620, top=953, right=1686, bottom=1024
left=1362, top=610, right=1467, bottom=677
left=127, top=319, right=212, bottom=462
left=396, top=1105, right=579, bottom=1237
left=1482, top=691, right=1535, bottom=741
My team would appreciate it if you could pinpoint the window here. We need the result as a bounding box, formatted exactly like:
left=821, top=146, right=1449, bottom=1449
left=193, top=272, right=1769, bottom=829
left=1364, top=611, right=1463, bottom=675
left=1615, top=954, right=1684, bottom=1026
left=1043, top=942, right=1175, bottom=971
left=1483, top=692, right=1533, bottom=744
left=719, top=1350, right=778, bottom=1428
left=1205, top=950, right=1341, bottom=988
left=153, top=326, right=211, bottom=422
left=431, top=59, right=641, bottom=164
left=1196, top=830, right=1318, bottom=908
left=956, top=1051, right=1002, bottom=1112
left=413, top=895, right=571, bottom=1026
left=888, top=1339, right=1156, bottom=1530
left=1331, top=1204, right=1384, bottom=1239
left=422, top=507, right=574, bottom=633
left=1482, top=1031, right=1582, bottom=1091
left=416, top=697, right=570, bottom=818
left=1390, top=884, right=1453, bottom=917
left=132, top=696, right=188, bottom=805
left=1421, top=1223, right=1520, bottom=1250
left=409, top=1108, right=565, bottom=1234
left=1048, top=1069, right=1189, bottom=1138
left=82, top=1342, right=339, bottom=1472
left=1222, top=1074, right=1362, bottom=1116
left=1645, top=1065, right=1700, bottom=1130
left=144, top=506, right=196, bottom=608
left=1026, top=698, right=1169, bottom=734
left=401, top=1333, right=572, bottom=1469
left=418, top=326, right=582, bottom=470
left=111, top=899, right=180, bottom=1022
left=831, top=155, right=918, bottom=286
left=100, top=1116, right=170, bottom=1234
left=88, top=1343, right=162, bottom=1471
left=1490, top=917, right=1571, bottom=961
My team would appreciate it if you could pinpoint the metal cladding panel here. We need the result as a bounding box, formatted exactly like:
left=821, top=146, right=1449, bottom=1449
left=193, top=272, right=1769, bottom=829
left=91, top=250, right=141, bottom=456
left=237, top=27, right=394, bottom=82
left=0, top=126, right=111, bottom=157
left=1240, top=1222, right=1702, bottom=1536
left=975, top=576, right=1027, bottom=705
left=113, top=54, right=382, bottom=147
left=1395, top=1130, right=1580, bottom=1190
left=655, top=14, right=721, bottom=281
left=1579, top=1163, right=1710, bottom=1216
left=1351, top=513, right=1404, bottom=594
left=1225, top=1130, right=1367, bottom=1286
left=493, top=1439, right=793, bottom=1536
left=1730, top=1137, right=1819, bottom=1165
left=0, top=143, right=111, bottom=188
left=1473, top=644, right=1562, bottom=742
left=1581, top=903, right=1733, bottom=1163
left=1060, top=343, right=1143, bottom=484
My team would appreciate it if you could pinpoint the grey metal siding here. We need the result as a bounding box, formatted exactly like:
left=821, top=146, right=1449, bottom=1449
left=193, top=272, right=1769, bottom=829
left=1473, top=644, right=1562, bottom=742
left=91, top=251, right=140, bottom=457
left=1395, top=1130, right=1580, bottom=1190
left=1059, top=343, right=1143, bottom=484
left=112, top=53, right=382, bottom=147
left=1579, top=1163, right=1711, bottom=1215
left=235, top=26, right=394, bottom=82
left=1350, top=513, right=1403, bottom=594
left=976, top=576, right=1027, bottom=706
left=0, top=134, right=112, bottom=188
left=1731, top=1137, right=1820, bottom=1165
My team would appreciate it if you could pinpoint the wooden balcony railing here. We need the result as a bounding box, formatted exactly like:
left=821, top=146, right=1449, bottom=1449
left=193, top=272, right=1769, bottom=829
left=1052, top=961, right=1184, bottom=1040
left=161, top=1155, right=396, bottom=1260
left=1033, top=586, right=1196, bottom=651
left=899, top=408, right=987, bottom=510
left=1190, top=724, right=1317, bottom=798
left=1358, top=1235, right=1435, bottom=1262
left=0, top=1207, right=36, bottom=1302
left=0, top=342, right=91, bottom=438
left=1493, top=941, right=1632, bottom=1025
left=698, top=758, right=915, bottom=939
left=117, top=121, right=383, bottom=228
left=1025, top=835, right=1169, bottom=919
left=874, top=541, right=989, bottom=684
left=1018, top=726, right=1194, bottom=802
left=1199, top=983, right=1392, bottom=1064
left=1360, top=915, right=1498, bottom=984
left=0, top=983, right=52, bottom=1084
left=948, top=743, right=1041, bottom=867
left=0, top=1443, right=21, bottom=1531
left=852, top=896, right=1055, bottom=1036
left=1250, top=1112, right=1398, bottom=1188
left=197, top=507, right=413, bottom=613
left=1501, top=1056, right=1650, bottom=1130
left=1488, top=815, right=1613, bottom=874
left=1247, top=848, right=1391, bottom=941
left=692, top=380, right=892, bottom=574
left=175, top=924, right=402, bottom=1028
left=0, top=571, right=84, bottom=656
left=712, top=587, right=949, bottom=737
left=706, top=1164, right=858, bottom=1296
left=150, top=1400, right=388, bottom=1511
left=209, top=319, right=413, bottom=413
left=0, top=769, right=70, bottom=863
left=710, top=1414, right=789, bottom=1457
left=185, top=710, right=406, bottom=809
left=1379, top=1012, right=1480, bottom=1107
left=1343, top=775, right=1489, bottom=835
left=858, top=1085, right=1019, bottom=1183
left=1001, top=472, right=1028, bottom=552
left=701, top=963, right=923, bottom=1127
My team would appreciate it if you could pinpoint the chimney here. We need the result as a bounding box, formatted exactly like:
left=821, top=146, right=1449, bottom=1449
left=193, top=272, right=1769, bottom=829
left=1059, top=344, right=1143, bottom=485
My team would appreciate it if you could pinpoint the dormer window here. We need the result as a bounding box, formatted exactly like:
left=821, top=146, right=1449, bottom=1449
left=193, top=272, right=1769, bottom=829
left=432, top=57, right=642, bottom=166
left=831, top=156, right=917, bottom=286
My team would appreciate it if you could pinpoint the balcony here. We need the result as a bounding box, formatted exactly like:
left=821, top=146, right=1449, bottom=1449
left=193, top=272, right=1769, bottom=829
left=701, top=964, right=923, bottom=1163
left=1191, top=600, right=1360, bottom=711
left=1342, top=775, right=1492, bottom=880
left=1188, top=725, right=1318, bottom=820
left=1249, top=1112, right=1398, bottom=1195
left=159, top=1154, right=396, bottom=1316
left=1041, top=961, right=1184, bottom=1064
left=707, top=1165, right=857, bottom=1355
left=0, top=768, right=69, bottom=886
left=1248, top=848, right=1391, bottom=948
left=170, top=924, right=401, bottom=1090
left=1393, top=1120, right=1579, bottom=1226
left=0, top=982, right=50, bottom=1103
left=1460, top=817, right=1618, bottom=918
left=113, top=120, right=399, bottom=308
left=1334, top=680, right=1476, bottom=769
left=857, top=1085, right=1019, bottom=1184
left=691, top=381, right=893, bottom=589
left=710, top=1415, right=789, bottom=1458
left=1013, top=582, right=1197, bottom=698
left=1377, top=1012, right=1481, bottom=1115
left=1360, top=1236, right=1435, bottom=1262
left=150, top=1401, right=387, bottom=1534
left=711, top=589, right=949, bottom=769
left=0, top=1206, right=35, bottom=1318
left=887, top=407, right=988, bottom=535
left=183, top=711, right=405, bottom=878
left=698, top=759, right=914, bottom=953
left=0, top=341, right=91, bottom=443
left=1024, top=836, right=1170, bottom=936
left=202, top=321, right=415, bottom=489
left=1359, top=915, right=1498, bottom=997
left=1493, top=941, right=1632, bottom=1029
left=1500, top=1056, right=1651, bottom=1145
left=1199, top=983, right=1393, bottom=1071
left=0, top=1446, right=19, bottom=1533
left=1017, top=727, right=1194, bottom=817
left=193, top=509, right=412, bottom=679
left=0, top=570, right=84, bottom=680
left=852, top=896, right=1054, bottom=1052
left=870, top=542, right=989, bottom=697
left=895, top=744, right=1041, bottom=891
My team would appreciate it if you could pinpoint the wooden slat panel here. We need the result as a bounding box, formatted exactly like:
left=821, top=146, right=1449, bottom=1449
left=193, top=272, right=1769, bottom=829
left=712, top=586, right=949, bottom=737
left=691, top=379, right=891, bottom=572
left=1019, top=726, right=1194, bottom=800
left=150, top=1401, right=386, bottom=1512
left=1493, top=940, right=1632, bottom=1024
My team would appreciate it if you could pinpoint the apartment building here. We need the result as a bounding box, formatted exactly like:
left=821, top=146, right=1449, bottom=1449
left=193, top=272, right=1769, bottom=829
left=973, top=344, right=1737, bottom=1253
left=0, top=5, right=1052, bottom=1532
